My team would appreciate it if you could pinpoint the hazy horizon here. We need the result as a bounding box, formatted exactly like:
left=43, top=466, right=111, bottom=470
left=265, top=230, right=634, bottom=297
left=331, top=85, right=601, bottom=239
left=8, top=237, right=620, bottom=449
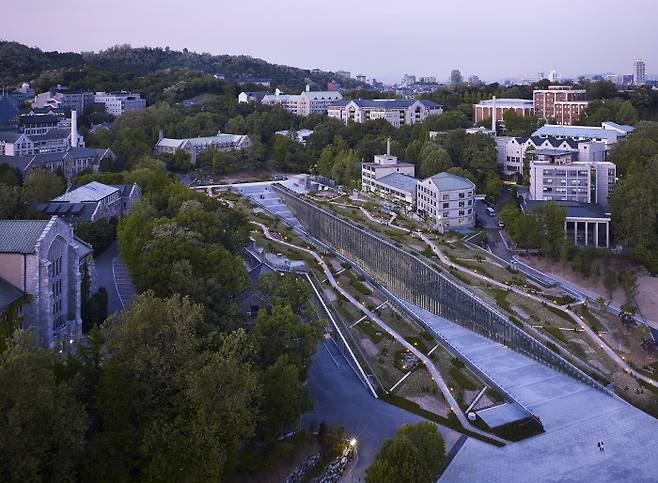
left=2, top=0, right=656, bottom=83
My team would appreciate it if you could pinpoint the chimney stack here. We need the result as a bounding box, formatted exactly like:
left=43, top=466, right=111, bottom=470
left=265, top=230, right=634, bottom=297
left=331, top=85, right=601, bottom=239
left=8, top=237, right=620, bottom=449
left=306, top=84, right=310, bottom=92
left=386, top=137, right=391, bottom=156
left=491, top=96, right=497, bottom=134
left=70, top=110, right=78, bottom=148
left=158, top=128, right=164, bottom=141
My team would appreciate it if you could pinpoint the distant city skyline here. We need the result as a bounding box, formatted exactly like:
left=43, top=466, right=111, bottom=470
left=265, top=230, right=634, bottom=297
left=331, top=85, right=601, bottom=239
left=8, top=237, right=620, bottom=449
left=1, top=0, right=656, bottom=84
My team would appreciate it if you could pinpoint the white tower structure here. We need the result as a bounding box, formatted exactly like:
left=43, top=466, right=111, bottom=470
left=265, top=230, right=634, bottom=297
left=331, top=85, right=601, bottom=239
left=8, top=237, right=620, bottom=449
left=70, top=110, right=78, bottom=148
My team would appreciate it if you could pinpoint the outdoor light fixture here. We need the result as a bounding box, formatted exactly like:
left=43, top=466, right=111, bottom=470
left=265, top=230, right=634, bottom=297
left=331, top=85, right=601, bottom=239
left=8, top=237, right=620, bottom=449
left=349, top=438, right=357, bottom=447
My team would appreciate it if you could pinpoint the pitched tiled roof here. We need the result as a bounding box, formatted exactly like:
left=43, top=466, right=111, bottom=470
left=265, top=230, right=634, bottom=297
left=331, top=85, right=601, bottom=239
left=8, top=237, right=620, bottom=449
left=428, top=172, right=475, bottom=191
left=0, top=154, right=33, bottom=171
left=0, top=96, right=20, bottom=124
left=54, top=181, right=118, bottom=203
left=0, top=219, right=51, bottom=254
left=29, top=128, right=70, bottom=142
left=376, top=172, right=418, bottom=193
left=0, top=131, right=23, bottom=143
left=0, top=277, right=24, bottom=311
left=532, top=125, right=619, bottom=141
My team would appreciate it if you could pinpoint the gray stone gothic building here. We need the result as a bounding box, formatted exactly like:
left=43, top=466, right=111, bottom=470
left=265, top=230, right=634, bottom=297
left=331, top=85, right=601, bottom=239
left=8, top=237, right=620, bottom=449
left=0, top=217, right=87, bottom=348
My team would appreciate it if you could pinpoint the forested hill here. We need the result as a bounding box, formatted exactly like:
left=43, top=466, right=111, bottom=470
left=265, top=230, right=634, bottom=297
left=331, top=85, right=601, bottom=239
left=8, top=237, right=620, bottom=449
left=0, top=41, right=356, bottom=90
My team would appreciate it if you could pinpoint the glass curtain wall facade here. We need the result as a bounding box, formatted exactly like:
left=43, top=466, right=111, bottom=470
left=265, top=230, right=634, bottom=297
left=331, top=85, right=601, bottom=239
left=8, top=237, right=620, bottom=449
left=274, top=185, right=608, bottom=392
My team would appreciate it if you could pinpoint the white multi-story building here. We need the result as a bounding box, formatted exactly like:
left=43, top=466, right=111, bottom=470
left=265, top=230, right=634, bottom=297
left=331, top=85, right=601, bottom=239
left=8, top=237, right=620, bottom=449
left=274, top=129, right=314, bottom=146
left=238, top=91, right=270, bottom=103
left=0, top=110, right=84, bottom=156
left=417, top=172, right=475, bottom=232
left=328, top=99, right=442, bottom=128
left=94, top=91, right=146, bottom=116
left=500, top=135, right=607, bottom=175
left=528, top=149, right=616, bottom=208
left=361, top=144, right=417, bottom=207
left=154, top=131, right=251, bottom=164
left=634, top=59, right=646, bottom=85
left=33, top=88, right=94, bottom=112
left=261, top=86, right=343, bottom=116
left=532, top=122, right=634, bottom=146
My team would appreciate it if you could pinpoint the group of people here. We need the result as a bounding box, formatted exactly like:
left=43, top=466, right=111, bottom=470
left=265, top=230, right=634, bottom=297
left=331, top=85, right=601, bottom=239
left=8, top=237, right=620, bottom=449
left=597, top=441, right=605, bottom=452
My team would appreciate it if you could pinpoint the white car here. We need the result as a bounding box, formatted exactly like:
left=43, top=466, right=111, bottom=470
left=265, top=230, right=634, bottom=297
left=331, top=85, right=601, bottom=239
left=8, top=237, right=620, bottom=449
left=498, top=221, right=505, bottom=228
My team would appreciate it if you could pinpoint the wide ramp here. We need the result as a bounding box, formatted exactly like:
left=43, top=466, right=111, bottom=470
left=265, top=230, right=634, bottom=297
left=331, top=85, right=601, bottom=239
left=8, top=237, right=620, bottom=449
left=403, top=303, right=658, bottom=483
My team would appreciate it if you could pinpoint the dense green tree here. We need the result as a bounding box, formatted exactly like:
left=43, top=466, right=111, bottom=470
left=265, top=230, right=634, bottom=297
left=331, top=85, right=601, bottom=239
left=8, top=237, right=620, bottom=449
left=0, top=163, right=21, bottom=186
left=86, top=293, right=260, bottom=481
left=533, top=202, right=567, bottom=257
left=609, top=161, right=658, bottom=271
left=0, top=186, right=25, bottom=219
left=446, top=167, right=477, bottom=184
left=609, top=122, right=658, bottom=175
left=585, top=80, right=619, bottom=100
left=257, top=355, right=312, bottom=443
left=82, top=287, right=108, bottom=332
left=422, top=111, right=470, bottom=132
left=502, top=110, right=543, bottom=136
left=250, top=304, right=322, bottom=375
left=258, top=272, right=312, bottom=313
left=418, top=142, right=452, bottom=178
left=75, top=219, right=117, bottom=255
left=331, top=149, right=360, bottom=186
left=22, top=169, right=66, bottom=204
left=0, top=332, right=88, bottom=482
left=579, top=98, right=639, bottom=127
left=366, top=422, right=445, bottom=483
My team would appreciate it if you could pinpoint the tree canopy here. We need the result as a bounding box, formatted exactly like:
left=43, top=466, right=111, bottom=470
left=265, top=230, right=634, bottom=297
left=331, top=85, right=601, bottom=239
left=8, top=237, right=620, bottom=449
left=366, top=422, right=445, bottom=483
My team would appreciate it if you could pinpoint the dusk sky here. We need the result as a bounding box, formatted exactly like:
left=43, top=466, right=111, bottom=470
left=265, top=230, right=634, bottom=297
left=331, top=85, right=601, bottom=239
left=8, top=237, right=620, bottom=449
left=2, top=0, right=656, bottom=82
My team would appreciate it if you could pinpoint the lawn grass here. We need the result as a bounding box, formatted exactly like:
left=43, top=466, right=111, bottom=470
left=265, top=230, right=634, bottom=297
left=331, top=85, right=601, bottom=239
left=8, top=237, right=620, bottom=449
left=543, top=304, right=575, bottom=324
left=356, top=320, right=385, bottom=343
left=377, top=392, right=505, bottom=447
left=404, top=336, right=430, bottom=354
left=543, top=326, right=568, bottom=343
left=449, top=367, right=477, bottom=391
left=492, top=288, right=512, bottom=312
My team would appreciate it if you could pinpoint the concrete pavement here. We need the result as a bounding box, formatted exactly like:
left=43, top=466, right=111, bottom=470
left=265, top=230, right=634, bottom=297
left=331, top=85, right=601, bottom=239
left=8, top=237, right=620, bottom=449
left=403, top=303, right=658, bottom=483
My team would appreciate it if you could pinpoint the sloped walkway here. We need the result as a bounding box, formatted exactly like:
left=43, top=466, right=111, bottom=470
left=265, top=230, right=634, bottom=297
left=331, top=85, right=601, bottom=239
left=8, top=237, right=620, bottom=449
left=403, top=303, right=658, bottom=483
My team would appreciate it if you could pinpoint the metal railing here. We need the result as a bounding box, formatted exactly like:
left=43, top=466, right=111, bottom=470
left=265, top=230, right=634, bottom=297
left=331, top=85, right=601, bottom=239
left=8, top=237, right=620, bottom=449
left=272, top=184, right=612, bottom=395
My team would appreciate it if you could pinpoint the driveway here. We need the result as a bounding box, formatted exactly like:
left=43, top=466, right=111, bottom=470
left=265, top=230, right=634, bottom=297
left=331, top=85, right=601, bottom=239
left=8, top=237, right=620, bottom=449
left=304, top=339, right=461, bottom=481
left=94, top=240, right=135, bottom=314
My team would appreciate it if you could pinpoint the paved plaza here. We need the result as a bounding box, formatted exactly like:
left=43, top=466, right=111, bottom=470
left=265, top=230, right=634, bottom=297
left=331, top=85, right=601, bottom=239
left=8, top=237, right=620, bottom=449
left=403, top=303, right=658, bottom=483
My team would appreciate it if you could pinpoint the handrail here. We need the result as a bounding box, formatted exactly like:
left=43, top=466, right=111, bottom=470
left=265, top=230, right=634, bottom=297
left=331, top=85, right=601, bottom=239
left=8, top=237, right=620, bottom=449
left=272, top=184, right=612, bottom=396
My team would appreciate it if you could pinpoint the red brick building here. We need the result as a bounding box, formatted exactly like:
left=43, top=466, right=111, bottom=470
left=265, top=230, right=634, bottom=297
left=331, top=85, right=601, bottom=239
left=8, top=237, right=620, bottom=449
left=533, top=86, right=588, bottom=124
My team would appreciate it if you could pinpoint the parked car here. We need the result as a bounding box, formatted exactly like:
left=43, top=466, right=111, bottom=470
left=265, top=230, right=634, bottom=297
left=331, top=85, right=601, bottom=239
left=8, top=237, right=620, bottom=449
left=486, top=207, right=496, bottom=217
left=498, top=221, right=505, bottom=228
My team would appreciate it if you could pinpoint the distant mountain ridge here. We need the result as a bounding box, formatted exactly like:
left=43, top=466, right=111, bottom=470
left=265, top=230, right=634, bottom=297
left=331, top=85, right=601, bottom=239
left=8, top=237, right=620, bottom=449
left=0, top=41, right=357, bottom=90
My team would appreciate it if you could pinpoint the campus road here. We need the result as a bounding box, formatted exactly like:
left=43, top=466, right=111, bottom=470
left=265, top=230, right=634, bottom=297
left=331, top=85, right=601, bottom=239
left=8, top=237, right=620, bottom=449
left=304, top=339, right=424, bottom=481
left=94, top=240, right=135, bottom=314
